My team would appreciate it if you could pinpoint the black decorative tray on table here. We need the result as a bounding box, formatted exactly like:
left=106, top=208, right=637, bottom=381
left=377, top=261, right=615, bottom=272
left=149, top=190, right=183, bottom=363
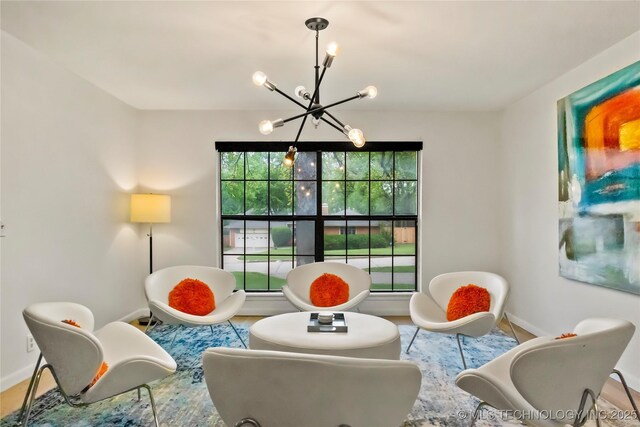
left=307, top=313, right=348, bottom=333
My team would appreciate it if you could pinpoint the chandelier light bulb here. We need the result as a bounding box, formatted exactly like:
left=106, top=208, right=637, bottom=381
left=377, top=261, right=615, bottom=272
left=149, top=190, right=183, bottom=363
left=364, top=85, right=378, bottom=99
left=358, top=85, right=378, bottom=99
left=252, top=71, right=267, bottom=87
left=295, top=86, right=309, bottom=99
left=259, top=120, right=274, bottom=135
left=326, top=42, right=339, bottom=57
left=348, top=128, right=365, bottom=148
left=284, top=146, right=297, bottom=167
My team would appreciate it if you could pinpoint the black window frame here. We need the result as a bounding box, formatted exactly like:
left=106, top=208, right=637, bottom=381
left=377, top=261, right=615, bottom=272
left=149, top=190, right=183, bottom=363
left=216, top=141, right=423, bottom=293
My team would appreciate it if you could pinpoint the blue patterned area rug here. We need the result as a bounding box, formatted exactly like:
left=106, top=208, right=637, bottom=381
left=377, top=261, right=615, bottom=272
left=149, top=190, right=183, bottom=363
left=1, top=323, right=628, bottom=427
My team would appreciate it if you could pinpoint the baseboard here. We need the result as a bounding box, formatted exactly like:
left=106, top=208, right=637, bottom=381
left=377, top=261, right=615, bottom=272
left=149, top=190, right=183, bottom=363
left=504, top=312, right=549, bottom=337
left=238, top=292, right=411, bottom=316
left=118, top=308, right=150, bottom=323
left=0, top=307, right=150, bottom=393
left=0, top=364, right=38, bottom=393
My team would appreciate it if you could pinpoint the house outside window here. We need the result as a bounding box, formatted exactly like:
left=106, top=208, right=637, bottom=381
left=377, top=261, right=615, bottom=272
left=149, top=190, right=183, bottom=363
left=216, top=141, right=422, bottom=292
left=338, top=225, right=357, bottom=235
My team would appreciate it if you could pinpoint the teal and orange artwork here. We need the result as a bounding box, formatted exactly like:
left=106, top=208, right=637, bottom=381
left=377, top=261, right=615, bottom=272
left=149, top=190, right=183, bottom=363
left=558, top=61, right=640, bottom=295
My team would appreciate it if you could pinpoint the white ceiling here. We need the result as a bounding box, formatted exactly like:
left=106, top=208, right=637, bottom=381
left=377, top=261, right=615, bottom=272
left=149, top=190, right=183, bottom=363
left=1, top=1, right=639, bottom=111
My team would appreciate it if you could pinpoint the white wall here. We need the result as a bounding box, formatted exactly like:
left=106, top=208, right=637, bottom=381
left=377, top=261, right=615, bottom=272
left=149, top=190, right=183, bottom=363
left=0, top=32, right=144, bottom=390
left=136, top=109, right=503, bottom=313
left=500, top=32, right=640, bottom=389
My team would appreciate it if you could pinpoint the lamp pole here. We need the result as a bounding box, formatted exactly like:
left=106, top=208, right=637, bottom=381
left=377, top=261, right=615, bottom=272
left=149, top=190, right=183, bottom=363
left=139, top=224, right=155, bottom=326
left=149, top=224, right=153, bottom=274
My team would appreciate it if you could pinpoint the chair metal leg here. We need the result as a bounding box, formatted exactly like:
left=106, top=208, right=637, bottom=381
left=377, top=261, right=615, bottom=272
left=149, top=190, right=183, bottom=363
left=612, top=369, right=639, bottom=418
left=405, top=327, right=420, bottom=354
left=20, top=363, right=159, bottom=427
left=470, top=401, right=488, bottom=427
left=503, top=312, right=520, bottom=344
left=17, top=353, right=43, bottom=424
left=592, top=398, right=601, bottom=427
left=144, top=314, right=156, bottom=334
left=228, top=320, right=247, bottom=348
left=456, top=333, right=468, bottom=370
left=575, top=388, right=599, bottom=427
left=210, top=325, right=215, bottom=335
left=21, top=363, right=50, bottom=426
left=235, top=418, right=262, bottom=427
left=21, top=363, right=91, bottom=425
left=141, top=384, right=160, bottom=427
left=170, top=325, right=181, bottom=347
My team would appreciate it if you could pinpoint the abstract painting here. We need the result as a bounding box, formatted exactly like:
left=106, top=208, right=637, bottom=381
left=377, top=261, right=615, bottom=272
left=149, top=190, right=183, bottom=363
left=558, top=61, right=640, bottom=295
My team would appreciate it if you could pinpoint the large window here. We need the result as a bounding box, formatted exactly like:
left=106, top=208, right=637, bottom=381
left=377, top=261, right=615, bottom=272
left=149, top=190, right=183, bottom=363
left=217, top=141, right=422, bottom=292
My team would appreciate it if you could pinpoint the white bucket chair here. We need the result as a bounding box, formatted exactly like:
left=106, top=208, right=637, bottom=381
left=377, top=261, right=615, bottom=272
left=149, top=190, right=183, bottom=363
left=145, top=265, right=247, bottom=347
left=20, top=302, right=176, bottom=427
left=202, top=347, right=422, bottom=427
left=455, top=318, right=636, bottom=427
left=282, top=262, right=371, bottom=312
left=406, top=271, right=518, bottom=369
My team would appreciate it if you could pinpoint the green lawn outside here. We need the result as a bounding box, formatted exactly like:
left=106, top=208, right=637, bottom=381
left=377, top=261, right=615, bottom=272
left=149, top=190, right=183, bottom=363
left=234, top=243, right=415, bottom=260
left=327, top=243, right=415, bottom=256
left=232, top=272, right=286, bottom=290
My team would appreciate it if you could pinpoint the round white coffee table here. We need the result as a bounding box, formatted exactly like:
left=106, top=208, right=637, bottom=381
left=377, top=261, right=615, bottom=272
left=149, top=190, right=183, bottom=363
left=249, top=312, right=401, bottom=360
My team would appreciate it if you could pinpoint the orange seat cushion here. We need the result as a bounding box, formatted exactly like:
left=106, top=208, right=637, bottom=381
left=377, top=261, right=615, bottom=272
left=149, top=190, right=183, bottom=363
left=309, top=273, right=350, bottom=307
left=169, top=278, right=216, bottom=316
left=446, top=284, right=491, bottom=321
left=555, top=333, right=577, bottom=340
left=88, top=362, right=108, bottom=388
left=62, top=319, right=81, bottom=328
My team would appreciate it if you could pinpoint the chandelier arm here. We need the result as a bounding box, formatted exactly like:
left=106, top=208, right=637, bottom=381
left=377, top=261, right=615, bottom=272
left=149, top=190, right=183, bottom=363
left=308, top=66, right=328, bottom=113
left=283, top=94, right=360, bottom=124
left=323, top=110, right=346, bottom=128
left=293, top=114, right=309, bottom=143
left=321, top=116, right=349, bottom=135
left=273, top=87, right=307, bottom=109
left=291, top=65, right=329, bottom=143
left=272, top=87, right=344, bottom=133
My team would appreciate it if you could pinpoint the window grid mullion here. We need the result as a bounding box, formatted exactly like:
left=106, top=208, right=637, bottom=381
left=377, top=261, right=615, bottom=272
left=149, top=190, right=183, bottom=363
left=220, top=148, right=419, bottom=293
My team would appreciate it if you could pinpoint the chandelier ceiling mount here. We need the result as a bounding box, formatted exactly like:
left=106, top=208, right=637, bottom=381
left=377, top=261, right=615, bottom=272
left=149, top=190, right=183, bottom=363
left=253, top=17, right=377, bottom=166
left=304, top=17, right=329, bottom=31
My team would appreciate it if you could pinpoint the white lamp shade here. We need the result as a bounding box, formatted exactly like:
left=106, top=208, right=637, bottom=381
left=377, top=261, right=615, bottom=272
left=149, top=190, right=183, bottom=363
left=130, top=194, right=171, bottom=223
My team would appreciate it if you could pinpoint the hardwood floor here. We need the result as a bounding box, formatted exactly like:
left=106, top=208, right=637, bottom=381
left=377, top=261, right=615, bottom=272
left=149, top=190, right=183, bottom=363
left=2, top=316, right=637, bottom=419
left=0, top=366, right=55, bottom=419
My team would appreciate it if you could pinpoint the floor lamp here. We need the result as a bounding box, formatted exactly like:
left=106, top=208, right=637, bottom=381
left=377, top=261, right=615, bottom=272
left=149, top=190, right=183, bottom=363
left=131, top=193, right=171, bottom=325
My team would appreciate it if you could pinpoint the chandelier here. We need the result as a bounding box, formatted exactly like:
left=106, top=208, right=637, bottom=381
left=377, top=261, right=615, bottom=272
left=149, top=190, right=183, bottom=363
left=253, top=17, right=377, bottom=166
